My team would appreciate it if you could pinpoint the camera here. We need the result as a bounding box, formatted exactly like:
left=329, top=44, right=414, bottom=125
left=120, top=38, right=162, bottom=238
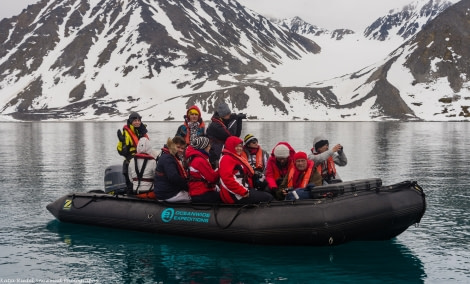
left=237, top=113, right=247, bottom=119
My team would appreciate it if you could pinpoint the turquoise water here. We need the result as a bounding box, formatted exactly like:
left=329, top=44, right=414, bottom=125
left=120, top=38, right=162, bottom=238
left=43, top=222, right=424, bottom=283
left=0, top=121, right=469, bottom=283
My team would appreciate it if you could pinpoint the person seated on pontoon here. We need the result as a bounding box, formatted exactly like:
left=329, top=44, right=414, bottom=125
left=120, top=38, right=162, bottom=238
left=218, top=136, right=273, bottom=204
left=185, top=137, right=221, bottom=203
left=241, top=133, right=269, bottom=191
left=128, top=137, right=157, bottom=199
left=276, top=151, right=322, bottom=201
left=154, top=136, right=190, bottom=202
left=264, top=142, right=296, bottom=196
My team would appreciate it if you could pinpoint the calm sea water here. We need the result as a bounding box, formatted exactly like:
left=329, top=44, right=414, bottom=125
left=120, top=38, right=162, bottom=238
left=0, top=121, right=469, bottom=283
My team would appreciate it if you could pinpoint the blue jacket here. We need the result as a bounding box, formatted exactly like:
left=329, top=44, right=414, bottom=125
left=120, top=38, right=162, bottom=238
left=154, top=147, right=188, bottom=200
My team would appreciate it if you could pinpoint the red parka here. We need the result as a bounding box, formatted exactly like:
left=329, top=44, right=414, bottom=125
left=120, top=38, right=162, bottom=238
left=218, top=136, right=254, bottom=204
left=185, top=145, right=219, bottom=197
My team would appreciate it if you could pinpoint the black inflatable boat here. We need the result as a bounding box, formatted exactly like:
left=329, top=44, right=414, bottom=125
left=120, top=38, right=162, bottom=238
left=46, top=169, right=426, bottom=246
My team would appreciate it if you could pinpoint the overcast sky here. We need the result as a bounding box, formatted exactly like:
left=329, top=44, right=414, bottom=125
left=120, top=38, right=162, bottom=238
left=2, top=0, right=37, bottom=20
left=3, top=0, right=417, bottom=30
left=237, top=0, right=416, bottom=30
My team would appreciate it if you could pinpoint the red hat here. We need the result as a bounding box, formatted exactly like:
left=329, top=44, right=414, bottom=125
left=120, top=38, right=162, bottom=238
left=293, top=151, right=307, bottom=161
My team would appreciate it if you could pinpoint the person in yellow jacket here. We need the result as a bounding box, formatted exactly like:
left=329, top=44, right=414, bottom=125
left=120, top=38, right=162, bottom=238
left=117, top=112, right=149, bottom=192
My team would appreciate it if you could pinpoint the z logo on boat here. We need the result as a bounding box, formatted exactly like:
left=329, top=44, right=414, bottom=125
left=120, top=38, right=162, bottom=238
left=63, top=199, right=72, bottom=210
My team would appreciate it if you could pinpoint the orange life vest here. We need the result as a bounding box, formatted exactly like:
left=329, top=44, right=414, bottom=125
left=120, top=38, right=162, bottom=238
left=159, top=148, right=187, bottom=179
left=270, top=160, right=291, bottom=182
left=287, top=162, right=314, bottom=189
left=123, top=125, right=139, bottom=146
left=123, top=125, right=149, bottom=146
left=316, top=156, right=337, bottom=179
left=241, top=147, right=264, bottom=170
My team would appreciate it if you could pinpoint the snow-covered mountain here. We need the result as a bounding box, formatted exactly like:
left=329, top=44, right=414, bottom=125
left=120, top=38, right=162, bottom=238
left=305, top=0, right=470, bottom=121
left=0, top=0, right=468, bottom=121
left=0, top=0, right=319, bottom=121
left=275, top=0, right=456, bottom=43
left=364, top=0, right=455, bottom=41
left=275, top=17, right=354, bottom=40
left=275, top=0, right=459, bottom=82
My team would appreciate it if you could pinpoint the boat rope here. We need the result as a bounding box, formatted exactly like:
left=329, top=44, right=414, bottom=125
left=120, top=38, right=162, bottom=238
left=213, top=203, right=257, bottom=230
left=71, top=194, right=100, bottom=209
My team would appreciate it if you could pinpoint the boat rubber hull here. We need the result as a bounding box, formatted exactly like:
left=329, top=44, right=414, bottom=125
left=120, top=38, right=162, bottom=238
left=46, top=179, right=426, bottom=246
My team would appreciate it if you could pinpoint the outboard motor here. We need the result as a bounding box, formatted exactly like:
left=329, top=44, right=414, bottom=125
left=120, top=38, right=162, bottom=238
left=104, top=164, right=127, bottom=194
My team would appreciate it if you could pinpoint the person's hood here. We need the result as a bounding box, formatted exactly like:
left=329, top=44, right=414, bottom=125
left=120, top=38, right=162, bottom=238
left=270, top=142, right=295, bottom=158
left=312, top=135, right=329, bottom=152
left=224, top=136, right=243, bottom=154
left=186, top=105, right=203, bottom=121
left=166, top=137, right=178, bottom=156
left=136, top=137, right=155, bottom=158
left=313, top=135, right=327, bottom=146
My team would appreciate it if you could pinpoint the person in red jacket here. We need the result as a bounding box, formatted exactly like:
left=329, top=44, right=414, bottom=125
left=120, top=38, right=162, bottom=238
left=185, top=137, right=221, bottom=203
left=218, top=136, right=273, bottom=204
left=264, top=142, right=296, bottom=195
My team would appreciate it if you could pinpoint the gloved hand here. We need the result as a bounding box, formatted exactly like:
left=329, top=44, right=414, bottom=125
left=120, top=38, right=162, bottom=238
left=253, top=172, right=261, bottom=183
left=117, top=129, right=125, bottom=143
left=117, top=129, right=129, bottom=158
left=274, top=188, right=286, bottom=201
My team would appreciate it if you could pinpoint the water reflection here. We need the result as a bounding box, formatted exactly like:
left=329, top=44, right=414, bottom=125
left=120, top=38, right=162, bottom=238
left=47, top=221, right=425, bottom=283
left=1, top=121, right=469, bottom=283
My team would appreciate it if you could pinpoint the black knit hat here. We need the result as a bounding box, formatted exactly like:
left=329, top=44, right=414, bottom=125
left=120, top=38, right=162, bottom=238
left=191, top=137, right=210, bottom=149
left=128, top=112, right=141, bottom=120
left=127, top=112, right=142, bottom=125
left=314, top=139, right=329, bottom=151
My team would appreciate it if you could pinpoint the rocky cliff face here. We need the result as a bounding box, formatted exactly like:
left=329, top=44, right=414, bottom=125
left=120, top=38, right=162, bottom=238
left=275, top=16, right=355, bottom=40
left=0, top=0, right=320, bottom=120
left=0, top=0, right=468, bottom=121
